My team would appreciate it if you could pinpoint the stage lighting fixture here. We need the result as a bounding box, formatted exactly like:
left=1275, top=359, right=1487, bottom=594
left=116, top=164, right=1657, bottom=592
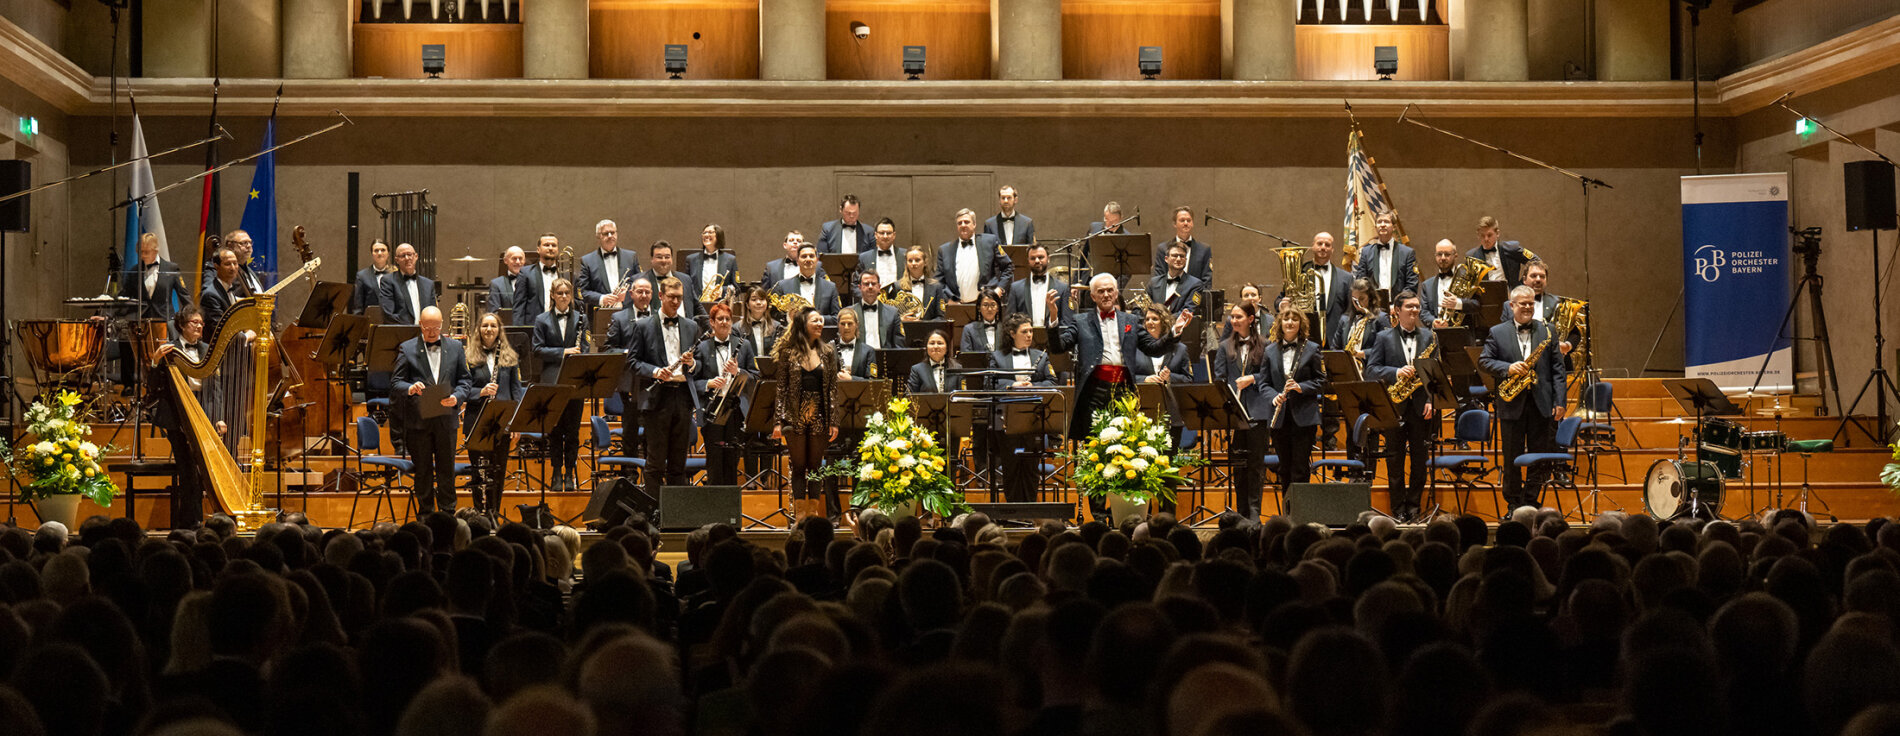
left=1138, top=46, right=1162, bottom=79
left=903, top=45, right=926, bottom=80
left=664, top=44, right=688, bottom=79
left=422, top=44, right=446, bottom=78
left=1374, top=46, right=1398, bottom=80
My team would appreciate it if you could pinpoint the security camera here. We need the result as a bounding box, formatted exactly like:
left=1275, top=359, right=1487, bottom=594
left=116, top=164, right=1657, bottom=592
left=851, top=22, right=870, bottom=39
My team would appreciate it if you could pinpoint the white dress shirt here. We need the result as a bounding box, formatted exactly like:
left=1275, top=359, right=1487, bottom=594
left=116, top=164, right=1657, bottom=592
left=782, top=261, right=800, bottom=281
left=405, top=276, right=423, bottom=319
left=874, top=249, right=899, bottom=286
left=1375, top=242, right=1395, bottom=291
left=555, top=311, right=571, bottom=342
left=601, top=250, right=622, bottom=292
left=863, top=307, right=883, bottom=350
left=1516, top=323, right=1534, bottom=359
left=931, top=361, right=947, bottom=392
left=798, top=276, right=817, bottom=303
left=955, top=242, right=979, bottom=302
left=661, top=316, right=684, bottom=381
left=1533, top=297, right=1546, bottom=322
left=841, top=227, right=858, bottom=254
left=1100, top=312, right=1123, bottom=366
left=425, top=341, right=442, bottom=382
left=699, top=254, right=720, bottom=293
left=1029, top=276, right=1049, bottom=326
left=541, top=265, right=558, bottom=312
left=143, top=262, right=159, bottom=295
left=1002, top=217, right=1016, bottom=244
left=1484, top=247, right=1504, bottom=280
left=1282, top=344, right=1296, bottom=380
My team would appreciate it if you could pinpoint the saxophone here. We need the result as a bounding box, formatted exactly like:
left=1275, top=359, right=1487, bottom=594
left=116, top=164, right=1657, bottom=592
left=1498, top=329, right=1554, bottom=402
left=1442, top=257, right=1496, bottom=328
left=1387, top=339, right=1438, bottom=403
left=1345, top=314, right=1375, bottom=375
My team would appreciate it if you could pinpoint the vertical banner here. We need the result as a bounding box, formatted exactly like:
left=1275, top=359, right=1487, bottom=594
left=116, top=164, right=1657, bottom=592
left=1682, top=173, right=1791, bottom=391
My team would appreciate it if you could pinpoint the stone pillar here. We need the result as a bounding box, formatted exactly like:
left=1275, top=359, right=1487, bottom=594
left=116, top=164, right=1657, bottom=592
left=1463, top=0, right=1528, bottom=81
left=997, top=0, right=1061, bottom=80
left=525, top=0, right=588, bottom=79
left=760, top=0, right=825, bottom=80
left=1594, top=0, right=1669, bottom=81
left=283, top=0, right=352, bottom=78
left=1231, top=0, right=1295, bottom=80
left=142, top=0, right=212, bottom=78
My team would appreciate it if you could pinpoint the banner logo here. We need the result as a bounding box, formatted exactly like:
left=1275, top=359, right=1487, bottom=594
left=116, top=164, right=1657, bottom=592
left=1695, top=245, right=1726, bottom=282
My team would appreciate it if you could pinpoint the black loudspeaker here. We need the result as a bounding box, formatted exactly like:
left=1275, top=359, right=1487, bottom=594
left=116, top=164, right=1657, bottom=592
left=0, top=160, right=28, bottom=233
left=1844, top=159, right=1897, bottom=232
left=660, top=485, right=742, bottom=531
left=1284, top=482, right=1371, bottom=527
left=582, top=476, right=655, bottom=529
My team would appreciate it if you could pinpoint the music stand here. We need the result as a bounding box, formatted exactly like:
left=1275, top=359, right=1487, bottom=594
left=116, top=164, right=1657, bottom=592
left=296, top=282, right=353, bottom=330
left=1002, top=245, right=1033, bottom=281
left=1333, top=381, right=1399, bottom=500
left=1091, top=233, right=1151, bottom=281
left=739, top=379, right=793, bottom=528
left=504, top=325, right=536, bottom=381
left=464, top=399, right=517, bottom=454
left=591, top=307, right=617, bottom=347
left=818, top=254, right=858, bottom=299
left=1172, top=382, right=1252, bottom=526
left=494, top=307, right=515, bottom=327
left=944, top=303, right=978, bottom=326
left=1002, top=389, right=1070, bottom=507
left=876, top=348, right=925, bottom=392
left=366, top=325, right=419, bottom=436
left=902, top=319, right=953, bottom=350
left=909, top=392, right=951, bottom=445
left=507, top=384, right=575, bottom=515
left=832, top=379, right=891, bottom=514
left=363, top=305, right=387, bottom=325
left=1478, top=282, right=1508, bottom=327
left=556, top=352, right=625, bottom=489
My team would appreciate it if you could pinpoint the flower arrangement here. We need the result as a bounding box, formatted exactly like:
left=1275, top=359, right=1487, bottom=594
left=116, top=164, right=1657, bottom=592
left=0, top=390, right=118, bottom=505
left=1882, top=426, right=1900, bottom=496
left=1064, top=392, right=1196, bottom=506
left=816, top=397, right=965, bottom=518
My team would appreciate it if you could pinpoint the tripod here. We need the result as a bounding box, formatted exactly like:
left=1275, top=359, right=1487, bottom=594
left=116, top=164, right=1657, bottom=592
left=1749, top=228, right=1843, bottom=425
left=1833, top=226, right=1899, bottom=447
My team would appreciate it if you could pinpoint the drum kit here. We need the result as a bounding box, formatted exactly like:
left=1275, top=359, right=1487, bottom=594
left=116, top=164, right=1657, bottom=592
left=1642, top=390, right=1795, bottom=521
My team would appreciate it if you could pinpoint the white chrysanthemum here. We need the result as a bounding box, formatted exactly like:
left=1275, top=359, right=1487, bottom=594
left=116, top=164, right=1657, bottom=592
left=34, top=441, right=55, bottom=455
left=1139, top=445, right=1158, bottom=458
left=80, top=442, right=99, bottom=458
left=1106, top=444, right=1126, bottom=456
left=858, top=465, right=876, bottom=480
left=898, top=455, right=918, bottom=468
left=1099, top=427, right=1123, bottom=442
left=1109, top=416, right=1127, bottom=428
left=892, top=439, right=910, bottom=451
left=1131, top=458, right=1150, bottom=471
left=870, top=412, right=884, bottom=424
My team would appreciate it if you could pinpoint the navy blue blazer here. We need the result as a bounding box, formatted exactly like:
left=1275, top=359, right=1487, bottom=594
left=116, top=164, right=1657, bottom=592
left=1146, top=273, right=1208, bottom=316
left=1151, top=238, right=1214, bottom=284
left=378, top=272, right=439, bottom=326
left=1418, top=275, right=1478, bottom=327
left=1467, top=241, right=1532, bottom=289
left=530, top=309, right=589, bottom=384
left=1259, top=340, right=1326, bottom=428
left=838, top=339, right=876, bottom=379
left=907, top=359, right=960, bottom=394
left=1007, top=275, right=1071, bottom=329
left=603, top=309, right=640, bottom=353
left=683, top=250, right=740, bottom=300
left=632, top=269, right=702, bottom=319
left=857, top=247, right=906, bottom=283
left=1211, top=339, right=1274, bottom=424
left=351, top=267, right=388, bottom=314
left=1365, top=326, right=1437, bottom=415
left=121, top=260, right=190, bottom=322
left=1354, top=240, right=1419, bottom=297
left=1132, top=342, right=1193, bottom=385
left=739, top=318, right=781, bottom=360
left=845, top=302, right=904, bottom=349
left=989, top=348, right=1056, bottom=389
left=772, top=275, right=841, bottom=316
left=761, top=258, right=824, bottom=286
left=1280, top=263, right=1356, bottom=349
left=392, top=336, right=472, bottom=431
left=579, top=248, right=641, bottom=307
left=458, top=353, right=523, bottom=430
left=982, top=213, right=1036, bottom=245
left=199, top=279, right=243, bottom=336
left=625, top=312, right=704, bottom=411
left=514, top=263, right=563, bottom=326
left=897, top=281, right=950, bottom=321
left=205, top=264, right=268, bottom=296
left=1480, top=319, right=1567, bottom=420
left=818, top=219, right=876, bottom=254
left=691, top=333, right=758, bottom=423
left=487, top=273, right=520, bottom=318
left=960, top=320, right=1002, bottom=355
left=935, top=234, right=1013, bottom=303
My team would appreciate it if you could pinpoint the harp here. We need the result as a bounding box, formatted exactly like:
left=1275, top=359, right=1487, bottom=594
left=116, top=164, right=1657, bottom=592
left=158, top=257, right=322, bottom=530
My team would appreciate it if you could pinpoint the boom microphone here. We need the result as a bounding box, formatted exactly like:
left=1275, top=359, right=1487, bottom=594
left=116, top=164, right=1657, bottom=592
left=1203, top=208, right=1211, bottom=226
left=1130, top=208, right=1141, bottom=226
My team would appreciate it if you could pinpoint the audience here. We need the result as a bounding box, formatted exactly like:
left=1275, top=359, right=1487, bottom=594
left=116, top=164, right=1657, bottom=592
left=3, top=507, right=1900, bottom=736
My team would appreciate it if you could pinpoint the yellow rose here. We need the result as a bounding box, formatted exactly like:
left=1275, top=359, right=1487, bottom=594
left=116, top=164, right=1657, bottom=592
left=84, top=468, right=95, bottom=478
left=63, top=464, right=76, bottom=474
left=1125, top=468, right=1137, bottom=479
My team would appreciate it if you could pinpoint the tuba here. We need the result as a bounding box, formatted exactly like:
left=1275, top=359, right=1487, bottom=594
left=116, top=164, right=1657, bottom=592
left=1442, top=256, right=1496, bottom=328
left=1278, top=246, right=1316, bottom=313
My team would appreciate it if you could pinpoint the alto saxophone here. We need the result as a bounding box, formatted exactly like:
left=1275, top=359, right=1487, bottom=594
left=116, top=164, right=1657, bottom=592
left=1498, top=329, right=1554, bottom=402
left=1387, top=339, right=1438, bottom=403
left=1345, top=314, right=1375, bottom=375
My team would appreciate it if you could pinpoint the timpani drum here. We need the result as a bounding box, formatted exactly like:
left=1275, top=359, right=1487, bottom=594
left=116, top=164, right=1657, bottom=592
left=1643, top=459, right=1724, bottom=520
left=19, top=319, right=106, bottom=377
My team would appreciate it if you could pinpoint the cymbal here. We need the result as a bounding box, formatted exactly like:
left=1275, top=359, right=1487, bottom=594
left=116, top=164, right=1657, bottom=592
left=1756, top=406, right=1802, bottom=416
left=453, top=255, right=486, bottom=263
left=1663, top=417, right=1692, bottom=425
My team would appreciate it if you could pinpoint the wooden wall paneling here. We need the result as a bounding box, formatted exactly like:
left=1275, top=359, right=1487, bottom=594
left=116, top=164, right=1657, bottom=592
left=825, top=0, right=993, bottom=80
left=353, top=23, right=525, bottom=78
left=1293, top=25, right=1449, bottom=80
left=590, top=0, right=761, bottom=79
left=1061, top=0, right=1222, bottom=80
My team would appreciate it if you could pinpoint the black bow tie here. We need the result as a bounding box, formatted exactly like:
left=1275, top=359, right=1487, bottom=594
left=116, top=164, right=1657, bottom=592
left=424, top=340, right=441, bottom=349
left=544, top=265, right=558, bottom=274
left=1402, top=330, right=1418, bottom=340
left=1031, top=275, right=1046, bottom=284
left=555, top=311, right=571, bottom=320
left=799, top=276, right=814, bottom=284
left=1011, top=349, right=1030, bottom=357
left=1517, top=322, right=1536, bottom=333
left=1166, top=276, right=1180, bottom=284
left=931, top=362, right=945, bottom=369
left=961, top=241, right=973, bottom=248
left=402, top=273, right=419, bottom=281
left=713, top=340, right=729, bottom=348
left=1000, top=215, right=1014, bottom=222
left=663, top=317, right=680, bottom=328
left=144, top=263, right=159, bottom=271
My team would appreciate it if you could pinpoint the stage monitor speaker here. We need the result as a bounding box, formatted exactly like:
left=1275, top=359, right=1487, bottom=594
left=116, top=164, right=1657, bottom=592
left=0, top=160, right=29, bottom=232
left=1284, top=482, right=1371, bottom=527
left=660, top=485, right=742, bottom=531
left=1844, top=159, right=1896, bottom=232
left=582, top=476, right=656, bottom=529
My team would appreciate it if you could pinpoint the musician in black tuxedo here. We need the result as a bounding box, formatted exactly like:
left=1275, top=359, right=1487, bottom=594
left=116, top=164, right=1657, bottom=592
left=858, top=218, right=906, bottom=291
left=685, top=224, right=741, bottom=303
left=603, top=304, right=640, bottom=353
left=378, top=243, right=439, bottom=326
left=352, top=239, right=397, bottom=314
left=1519, top=261, right=1580, bottom=349
left=1364, top=291, right=1437, bottom=521
left=458, top=310, right=523, bottom=519
left=1007, top=243, right=1070, bottom=331
left=1353, top=212, right=1418, bottom=300
left=1212, top=304, right=1275, bottom=522
left=845, top=270, right=903, bottom=350
left=204, top=229, right=268, bottom=296
left=818, top=194, right=874, bottom=255
left=1054, top=273, right=1192, bottom=521
left=1261, top=306, right=1326, bottom=511
left=514, top=234, right=564, bottom=326
left=959, top=292, right=1006, bottom=355
left=982, top=185, right=1036, bottom=245
left=531, top=278, right=590, bottom=491
left=1279, top=233, right=1356, bottom=350
left=1147, top=241, right=1208, bottom=316
left=1151, top=206, right=1214, bottom=284
left=936, top=209, right=1013, bottom=305
left=834, top=308, right=877, bottom=379
left=122, top=233, right=189, bottom=322
left=150, top=306, right=224, bottom=528
left=772, top=243, right=842, bottom=317
left=579, top=219, right=640, bottom=309
left=1419, top=239, right=1479, bottom=328
left=692, top=303, right=756, bottom=487
left=894, top=246, right=949, bottom=322
left=1087, top=201, right=1134, bottom=240
left=626, top=277, right=703, bottom=503
left=632, top=241, right=702, bottom=320
left=907, top=330, right=959, bottom=394
left=488, top=246, right=526, bottom=319
left=200, top=247, right=247, bottom=336
left=393, top=307, right=472, bottom=515
left=1469, top=215, right=1533, bottom=289
left=991, top=314, right=1058, bottom=502
left=762, top=231, right=822, bottom=286
left=1480, top=286, right=1568, bottom=509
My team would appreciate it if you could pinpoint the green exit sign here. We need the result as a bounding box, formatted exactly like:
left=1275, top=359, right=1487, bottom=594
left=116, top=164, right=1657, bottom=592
left=16, top=117, right=36, bottom=136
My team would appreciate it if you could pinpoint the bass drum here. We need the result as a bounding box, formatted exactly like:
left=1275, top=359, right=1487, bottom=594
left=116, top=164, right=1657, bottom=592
left=1644, top=459, right=1724, bottom=520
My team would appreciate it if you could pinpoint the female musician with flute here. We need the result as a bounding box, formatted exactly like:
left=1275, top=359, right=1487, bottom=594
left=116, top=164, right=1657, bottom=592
left=1212, top=303, right=1274, bottom=522
left=1262, top=306, right=1325, bottom=507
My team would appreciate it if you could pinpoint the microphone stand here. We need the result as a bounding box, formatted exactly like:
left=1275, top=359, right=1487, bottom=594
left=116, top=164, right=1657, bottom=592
left=1203, top=209, right=1302, bottom=247
left=1048, top=209, right=1143, bottom=285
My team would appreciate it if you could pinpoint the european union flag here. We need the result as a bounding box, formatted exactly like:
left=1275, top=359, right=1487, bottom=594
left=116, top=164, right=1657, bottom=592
left=238, top=120, right=276, bottom=281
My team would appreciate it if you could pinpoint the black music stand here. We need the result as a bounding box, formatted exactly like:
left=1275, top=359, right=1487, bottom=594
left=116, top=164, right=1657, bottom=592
left=464, top=399, right=517, bottom=454
left=297, top=282, right=353, bottom=330
left=1002, top=245, right=1033, bottom=281
left=818, top=254, right=858, bottom=301
left=1172, top=382, right=1251, bottom=526
left=508, top=385, right=575, bottom=523
left=909, top=392, right=951, bottom=446
left=311, top=315, right=369, bottom=457
left=494, top=307, right=515, bottom=327
left=1001, top=389, right=1070, bottom=510
left=1434, top=327, right=1484, bottom=407
left=1478, top=283, right=1508, bottom=327
left=877, top=348, right=925, bottom=391
left=590, top=307, right=617, bottom=347
left=957, top=351, right=992, bottom=375
left=739, top=379, right=792, bottom=529
left=1333, top=381, right=1399, bottom=496
left=944, top=303, right=978, bottom=326
left=366, top=325, right=419, bottom=442
left=1092, top=233, right=1151, bottom=282
left=555, top=353, right=625, bottom=491
left=831, top=379, right=891, bottom=514
left=1322, top=350, right=1361, bottom=383
left=902, top=319, right=953, bottom=350
left=504, top=325, right=536, bottom=380
left=363, top=305, right=387, bottom=325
